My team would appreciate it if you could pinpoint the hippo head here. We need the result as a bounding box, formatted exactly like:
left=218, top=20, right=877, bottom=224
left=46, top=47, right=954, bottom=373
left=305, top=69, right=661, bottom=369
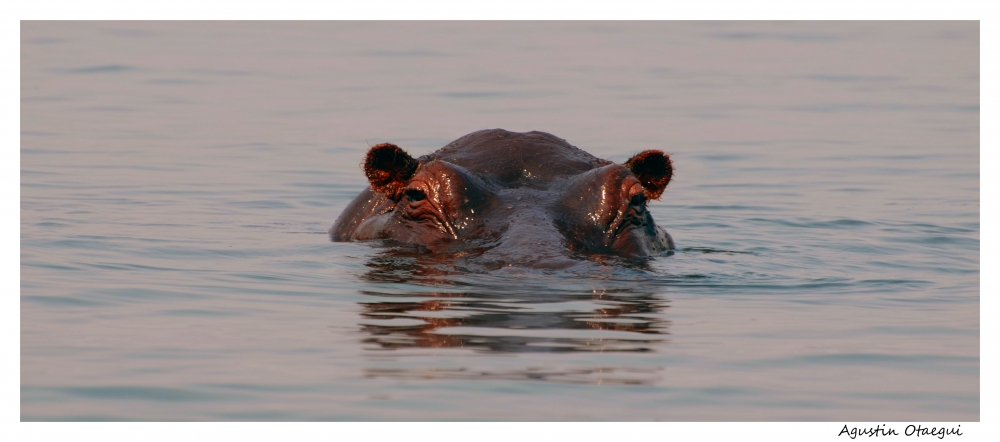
left=331, top=130, right=674, bottom=268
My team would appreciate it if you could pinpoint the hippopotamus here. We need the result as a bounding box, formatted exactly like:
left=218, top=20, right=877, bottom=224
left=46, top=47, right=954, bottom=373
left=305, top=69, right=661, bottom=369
left=331, top=129, right=674, bottom=268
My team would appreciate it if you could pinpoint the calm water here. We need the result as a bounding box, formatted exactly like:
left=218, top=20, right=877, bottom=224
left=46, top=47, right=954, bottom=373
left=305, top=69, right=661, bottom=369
left=21, top=21, right=979, bottom=421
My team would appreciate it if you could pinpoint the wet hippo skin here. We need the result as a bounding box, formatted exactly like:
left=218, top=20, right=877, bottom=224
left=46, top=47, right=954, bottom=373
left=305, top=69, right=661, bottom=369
left=331, top=129, right=674, bottom=268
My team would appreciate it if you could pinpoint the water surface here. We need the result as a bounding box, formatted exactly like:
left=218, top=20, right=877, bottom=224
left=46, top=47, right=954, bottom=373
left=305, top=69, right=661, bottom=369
left=21, top=21, right=979, bottom=421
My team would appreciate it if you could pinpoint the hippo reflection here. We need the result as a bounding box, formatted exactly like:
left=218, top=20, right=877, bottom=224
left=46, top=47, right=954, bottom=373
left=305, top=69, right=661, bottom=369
left=332, top=129, right=674, bottom=267
left=359, top=289, right=668, bottom=353
left=357, top=247, right=670, bottom=354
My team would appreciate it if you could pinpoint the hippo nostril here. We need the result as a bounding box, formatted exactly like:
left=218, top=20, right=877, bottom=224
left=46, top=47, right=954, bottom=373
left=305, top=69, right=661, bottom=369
left=630, top=193, right=646, bottom=207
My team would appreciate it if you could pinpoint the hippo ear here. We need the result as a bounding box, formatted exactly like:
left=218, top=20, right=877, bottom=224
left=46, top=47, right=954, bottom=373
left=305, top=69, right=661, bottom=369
left=363, top=143, right=420, bottom=199
left=624, top=150, right=673, bottom=200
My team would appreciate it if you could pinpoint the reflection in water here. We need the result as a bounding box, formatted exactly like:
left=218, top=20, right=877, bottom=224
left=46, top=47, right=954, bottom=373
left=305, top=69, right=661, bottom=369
left=365, top=367, right=663, bottom=385
left=356, top=247, right=671, bottom=353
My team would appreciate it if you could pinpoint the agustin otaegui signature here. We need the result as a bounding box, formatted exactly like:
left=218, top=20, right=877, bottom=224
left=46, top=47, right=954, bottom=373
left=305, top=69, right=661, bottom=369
left=839, top=424, right=963, bottom=439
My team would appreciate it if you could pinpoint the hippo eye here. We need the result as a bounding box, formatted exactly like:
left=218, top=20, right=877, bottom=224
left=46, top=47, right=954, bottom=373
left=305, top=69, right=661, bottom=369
left=405, top=189, right=427, bottom=202
left=630, top=193, right=647, bottom=206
